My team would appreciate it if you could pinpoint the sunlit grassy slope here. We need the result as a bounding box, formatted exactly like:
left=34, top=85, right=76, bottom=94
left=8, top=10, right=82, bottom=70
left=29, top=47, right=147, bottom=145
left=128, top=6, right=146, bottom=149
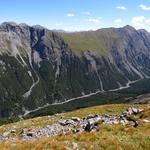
left=0, top=104, right=150, bottom=150
left=59, top=28, right=120, bottom=56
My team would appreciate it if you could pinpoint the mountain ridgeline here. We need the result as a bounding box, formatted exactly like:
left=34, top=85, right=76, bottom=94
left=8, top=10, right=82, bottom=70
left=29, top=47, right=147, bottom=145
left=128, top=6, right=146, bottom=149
left=0, top=22, right=150, bottom=117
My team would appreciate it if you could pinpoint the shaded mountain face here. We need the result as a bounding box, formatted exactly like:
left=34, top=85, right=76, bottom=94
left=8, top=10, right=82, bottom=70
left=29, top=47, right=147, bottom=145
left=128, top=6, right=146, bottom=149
left=0, top=22, right=150, bottom=117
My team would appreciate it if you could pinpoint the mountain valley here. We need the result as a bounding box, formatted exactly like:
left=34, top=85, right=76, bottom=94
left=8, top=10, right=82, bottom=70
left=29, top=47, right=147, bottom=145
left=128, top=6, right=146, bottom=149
left=0, top=22, right=150, bottom=119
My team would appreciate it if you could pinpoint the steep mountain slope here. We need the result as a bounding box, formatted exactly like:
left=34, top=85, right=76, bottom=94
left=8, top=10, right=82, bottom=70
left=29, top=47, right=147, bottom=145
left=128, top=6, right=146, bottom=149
left=60, top=26, right=150, bottom=80
left=0, top=22, right=150, bottom=118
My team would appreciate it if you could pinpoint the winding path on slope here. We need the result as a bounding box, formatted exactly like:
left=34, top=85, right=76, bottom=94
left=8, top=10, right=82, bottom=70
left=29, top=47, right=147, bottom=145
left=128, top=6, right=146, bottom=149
left=23, top=79, right=141, bottom=116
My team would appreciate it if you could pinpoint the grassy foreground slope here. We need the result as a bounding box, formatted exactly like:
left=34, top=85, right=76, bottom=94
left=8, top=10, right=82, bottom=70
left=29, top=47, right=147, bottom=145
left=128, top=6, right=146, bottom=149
left=0, top=104, right=149, bottom=150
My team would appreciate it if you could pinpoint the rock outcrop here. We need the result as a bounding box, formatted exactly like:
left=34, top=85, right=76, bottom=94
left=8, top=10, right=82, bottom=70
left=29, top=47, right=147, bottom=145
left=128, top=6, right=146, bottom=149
left=0, top=107, right=142, bottom=141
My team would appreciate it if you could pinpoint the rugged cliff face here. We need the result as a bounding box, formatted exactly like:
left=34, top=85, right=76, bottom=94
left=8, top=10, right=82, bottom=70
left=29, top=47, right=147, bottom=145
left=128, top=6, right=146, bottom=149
left=0, top=22, right=150, bottom=117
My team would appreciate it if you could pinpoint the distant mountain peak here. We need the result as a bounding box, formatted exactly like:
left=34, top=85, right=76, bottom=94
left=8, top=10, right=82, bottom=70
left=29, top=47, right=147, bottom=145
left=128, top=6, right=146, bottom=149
left=1, top=21, right=18, bottom=26
left=19, top=23, right=29, bottom=27
left=32, top=25, right=46, bottom=30
left=122, top=25, right=136, bottom=31
left=53, top=29, right=67, bottom=33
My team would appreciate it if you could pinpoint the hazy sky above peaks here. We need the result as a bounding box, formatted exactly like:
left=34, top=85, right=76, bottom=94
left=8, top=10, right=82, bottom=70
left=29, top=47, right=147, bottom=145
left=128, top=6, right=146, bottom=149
left=0, top=0, right=150, bottom=31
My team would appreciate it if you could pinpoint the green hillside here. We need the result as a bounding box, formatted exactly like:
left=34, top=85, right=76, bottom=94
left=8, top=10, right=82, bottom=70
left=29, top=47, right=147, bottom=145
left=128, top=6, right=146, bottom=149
left=59, top=29, right=120, bottom=56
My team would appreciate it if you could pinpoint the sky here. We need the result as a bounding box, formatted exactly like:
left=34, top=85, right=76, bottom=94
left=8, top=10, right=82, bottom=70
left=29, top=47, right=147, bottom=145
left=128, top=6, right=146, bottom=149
left=0, top=0, right=150, bottom=31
